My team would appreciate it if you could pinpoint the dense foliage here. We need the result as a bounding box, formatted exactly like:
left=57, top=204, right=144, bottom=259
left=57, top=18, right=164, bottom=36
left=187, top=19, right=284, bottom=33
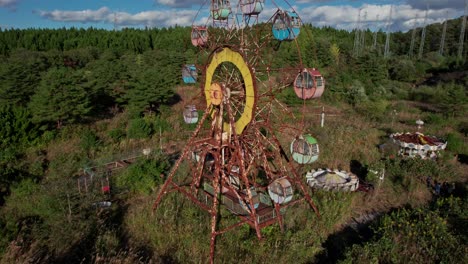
left=341, top=197, right=467, bottom=264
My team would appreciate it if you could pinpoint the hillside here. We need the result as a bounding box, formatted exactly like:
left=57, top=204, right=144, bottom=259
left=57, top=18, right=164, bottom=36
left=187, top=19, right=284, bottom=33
left=0, top=20, right=467, bottom=263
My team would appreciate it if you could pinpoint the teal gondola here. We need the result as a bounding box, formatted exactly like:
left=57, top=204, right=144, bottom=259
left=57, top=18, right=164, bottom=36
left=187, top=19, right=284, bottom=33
left=182, top=64, right=197, bottom=84
left=272, top=10, right=301, bottom=41
left=211, top=0, right=232, bottom=20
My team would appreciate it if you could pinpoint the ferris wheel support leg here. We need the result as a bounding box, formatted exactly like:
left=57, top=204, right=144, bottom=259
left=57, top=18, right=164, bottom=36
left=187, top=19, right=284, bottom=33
left=210, top=156, right=223, bottom=264
left=274, top=202, right=285, bottom=233
left=152, top=105, right=212, bottom=212
left=191, top=149, right=208, bottom=195
left=226, top=102, right=263, bottom=240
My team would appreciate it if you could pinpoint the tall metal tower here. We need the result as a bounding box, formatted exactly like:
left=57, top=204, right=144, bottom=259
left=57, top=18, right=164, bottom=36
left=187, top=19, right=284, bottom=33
left=373, top=14, right=380, bottom=50
left=418, top=4, right=429, bottom=59
left=409, top=15, right=419, bottom=57
left=353, top=8, right=363, bottom=57
left=384, top=5, right=393, bottom=58
left=439, top=12, right=448, bottom=56
left=113, top=12, right=118, bottom=31
left=360, top=11, right=368, bottom=54
left=458, top=0, right=468, bottom=60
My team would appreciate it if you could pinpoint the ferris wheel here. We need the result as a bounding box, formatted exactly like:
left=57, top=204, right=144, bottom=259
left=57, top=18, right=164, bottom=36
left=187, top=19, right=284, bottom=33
left=158, top=1, right=326, bottom=262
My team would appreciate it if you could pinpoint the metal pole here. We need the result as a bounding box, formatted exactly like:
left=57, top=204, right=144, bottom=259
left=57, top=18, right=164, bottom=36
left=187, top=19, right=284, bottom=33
left=353, top=8, right=362, bottom=57
left=321, top=106, right=325, bottom=128
left=458, top=0, right=468, bottom=60
left=384, top=5, right=393, bottom=58
left=159, top=126, right=162, bottom=151
left=418, top=3, right=429, bottom=59
left=439, top=11, right=448, bottom=56
left=409, top=14, right=418, bottom=57
left=372, top=14, right=379, bottom=50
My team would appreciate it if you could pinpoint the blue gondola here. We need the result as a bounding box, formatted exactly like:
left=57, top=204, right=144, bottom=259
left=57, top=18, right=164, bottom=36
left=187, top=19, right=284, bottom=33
left=182, top=64, right=197, bottom=84
left=272, top=10, right=301, bottom=41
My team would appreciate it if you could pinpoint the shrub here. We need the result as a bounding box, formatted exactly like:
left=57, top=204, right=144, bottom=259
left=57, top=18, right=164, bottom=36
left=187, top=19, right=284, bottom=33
left=116, top=155, right=169, bottom=195
left=445, top=133, right=466, bottom=154
left=355, top=99, right=389, bottom=121
left=150, top=115, right=172, bottom=133
left=80, top=129, right=100, bottom=154
left=127, top=118, right=152, bottom=139
left=347, top=80, right=368, bottom=106
left=341, top=198, right=466, bottom=264
left=388, top=59, right=418, bottom=82
left=459, top=121, right=468, bottom=136
left=108, top=128, right=126, bottom=143
left=276, top=86, right=303, bottom=106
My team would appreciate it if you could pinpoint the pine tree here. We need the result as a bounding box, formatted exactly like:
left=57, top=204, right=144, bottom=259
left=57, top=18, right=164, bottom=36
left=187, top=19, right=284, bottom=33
left=28, top=67, right=93, bottom=128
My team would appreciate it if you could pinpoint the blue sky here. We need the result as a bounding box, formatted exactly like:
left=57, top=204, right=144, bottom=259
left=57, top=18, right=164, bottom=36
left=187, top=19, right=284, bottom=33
left=0, top=0, right=466, bottom=32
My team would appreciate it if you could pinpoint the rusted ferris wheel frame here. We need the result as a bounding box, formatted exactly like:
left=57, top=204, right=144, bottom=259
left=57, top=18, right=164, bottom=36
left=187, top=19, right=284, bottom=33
left=155, top=3, right=321, bottom=263
left=153, top=50, right=319, bottom=263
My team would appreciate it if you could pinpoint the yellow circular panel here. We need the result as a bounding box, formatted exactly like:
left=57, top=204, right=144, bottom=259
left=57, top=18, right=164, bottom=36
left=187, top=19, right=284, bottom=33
left=204, top=48, right=255, bottom=135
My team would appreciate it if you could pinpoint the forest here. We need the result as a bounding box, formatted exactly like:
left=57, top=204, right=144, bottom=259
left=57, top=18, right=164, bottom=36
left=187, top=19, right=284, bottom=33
left=0, top=15, right=467, bottom=263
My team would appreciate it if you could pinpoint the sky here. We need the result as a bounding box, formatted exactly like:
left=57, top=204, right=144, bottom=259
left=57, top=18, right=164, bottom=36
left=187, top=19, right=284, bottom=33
left=0, top=0, right=466, bottom=32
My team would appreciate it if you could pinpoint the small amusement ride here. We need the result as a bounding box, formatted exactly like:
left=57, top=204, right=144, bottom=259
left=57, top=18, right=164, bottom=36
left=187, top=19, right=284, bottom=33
left=152, top=0, right=326, bottom=262
left=390, top=132, right=447, bottom=159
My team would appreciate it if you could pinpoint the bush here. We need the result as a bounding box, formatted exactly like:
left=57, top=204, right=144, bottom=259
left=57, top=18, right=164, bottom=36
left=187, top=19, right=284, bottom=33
left=108, top=128, right=126, bottom=143
left=150, top=115, right=172, bottom=133
left=276, top=86, right=304, bottom=106
left=341, top=198, right=467, bottom=264
left=388, top=59, right=418, bottom=82
left=127, top=118, right=153, bottom=139
left=459, top=121, right=468, bottom=136
left=116, top=155, right=169, bottom=195
left=387, top=81, right=411, bottom=100
left=347, top=80, right=368, bottom=106
left=354, top=99, right=389, bottom=121
left=445, top=133, right=466, bottom=154
left=80, top=129, right=100, bottom=154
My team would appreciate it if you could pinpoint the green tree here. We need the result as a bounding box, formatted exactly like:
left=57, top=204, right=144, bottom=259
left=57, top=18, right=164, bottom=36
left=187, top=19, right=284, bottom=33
left=116, top=156, right=169, bottom=195
left=125, top=68, right=176, bottom=115
left=440, top=83, right=467, bottom=117
left=0, top=49, right=49, bottom=106
left=0, top=105, right=38, bottom=148
left=28, top=67, right=93, bottom=128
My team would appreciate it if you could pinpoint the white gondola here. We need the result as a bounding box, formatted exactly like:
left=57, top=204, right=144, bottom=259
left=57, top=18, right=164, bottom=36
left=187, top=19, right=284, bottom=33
left=183, top=105, right=198, bottom=124
left=268, top=177, right=293, bottom=204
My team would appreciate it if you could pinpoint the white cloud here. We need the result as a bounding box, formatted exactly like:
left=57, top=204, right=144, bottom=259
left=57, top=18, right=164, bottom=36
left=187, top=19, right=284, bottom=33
left=38, top=6, right=197, bottom=28
left=0, top=0, right=19, bottom=9
left=299, top=3, right=462, bottom=32
left=114, top=9, right=196, bottom=27
left=39, top=7, right=111, bottom=23
left=405, top=0, right=465, bottom=10
left=35, top=2, right=465, bottom=31
left=155, top=0, right=201, bottom=8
